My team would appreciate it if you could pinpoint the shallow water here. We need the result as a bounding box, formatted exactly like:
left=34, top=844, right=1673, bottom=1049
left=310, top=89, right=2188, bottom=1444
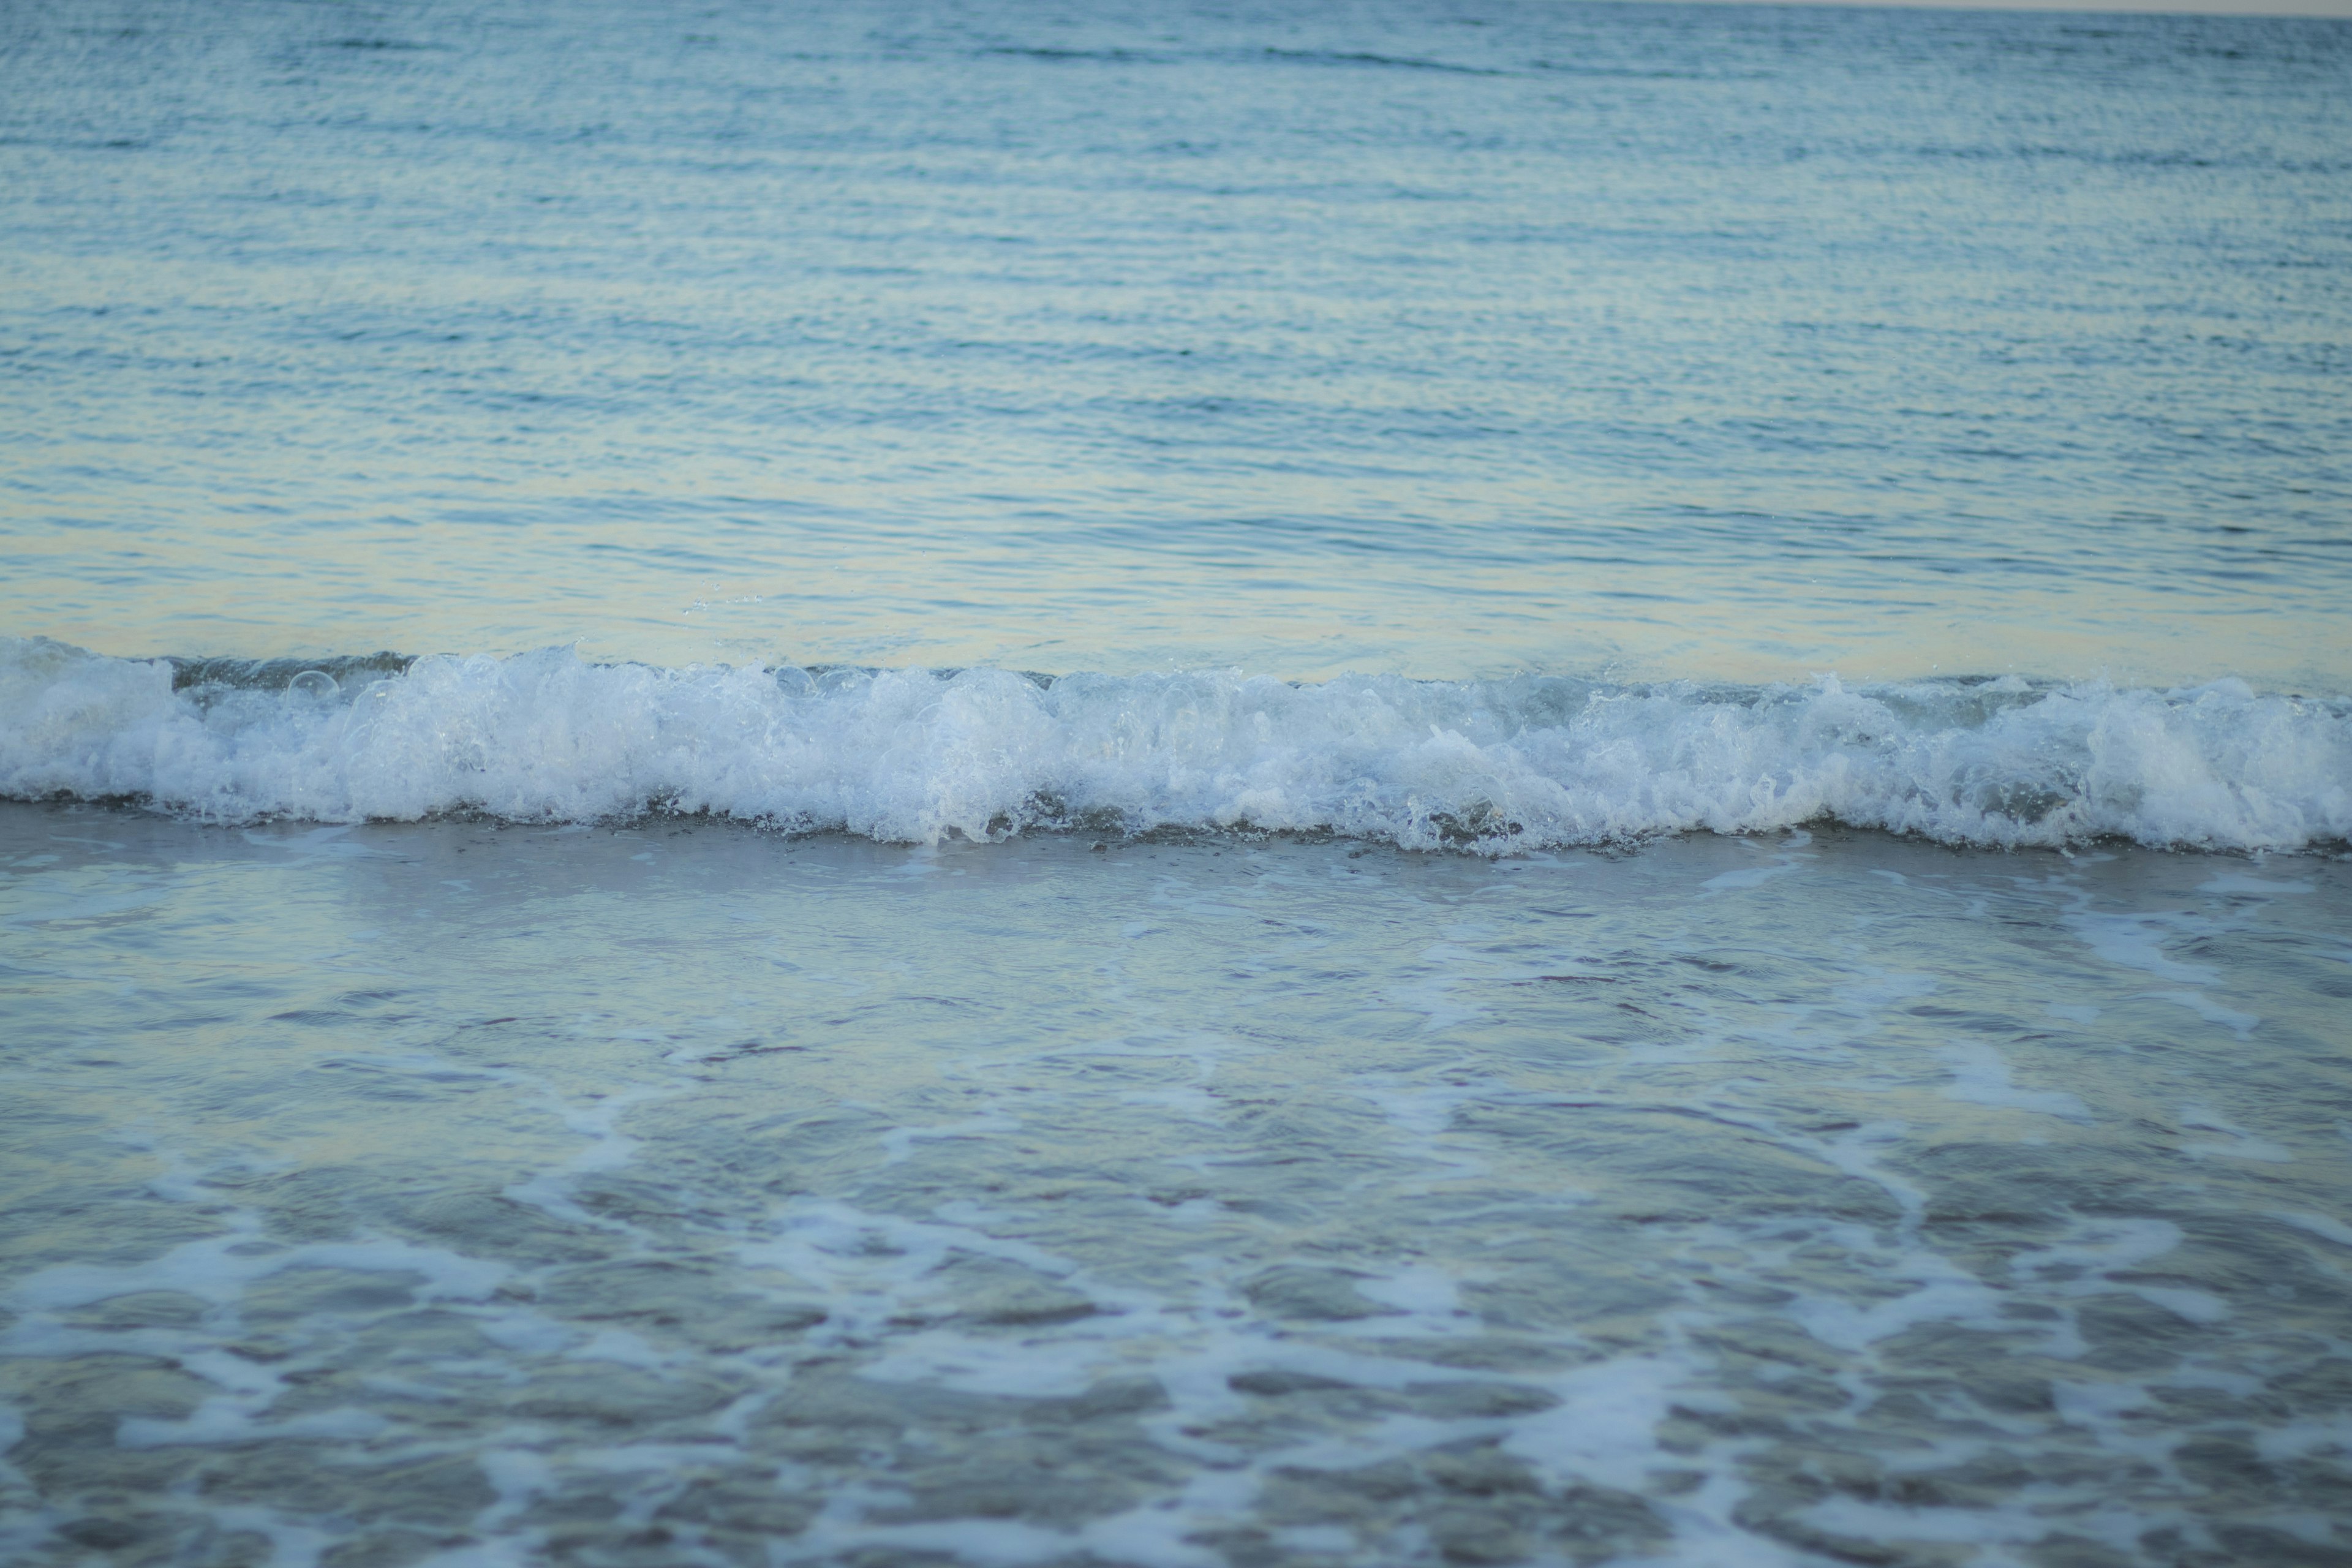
left=4, top=804, right=2350, bottom=1566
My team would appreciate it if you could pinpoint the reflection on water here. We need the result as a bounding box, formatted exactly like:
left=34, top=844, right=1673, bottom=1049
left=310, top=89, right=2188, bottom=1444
left=4, top=805, right=2348, bottom=1564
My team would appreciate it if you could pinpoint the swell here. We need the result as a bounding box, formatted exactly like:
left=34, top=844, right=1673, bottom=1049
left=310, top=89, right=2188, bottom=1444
left=4, top=639, right=2347, bottom=853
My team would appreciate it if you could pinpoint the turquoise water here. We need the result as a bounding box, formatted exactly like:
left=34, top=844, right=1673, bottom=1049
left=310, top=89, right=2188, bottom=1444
left=4, top=4, right=2352, bottom=1566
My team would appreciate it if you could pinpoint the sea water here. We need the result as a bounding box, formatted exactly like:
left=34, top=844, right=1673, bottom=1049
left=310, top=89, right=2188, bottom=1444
left=3, top=2, right=2350, bottom=1565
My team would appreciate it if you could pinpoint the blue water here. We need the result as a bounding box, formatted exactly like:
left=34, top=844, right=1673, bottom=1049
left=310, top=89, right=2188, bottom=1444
left=6, top=6, right=2352, bottom=1567
left=5, top=0, right=2349, bottom=686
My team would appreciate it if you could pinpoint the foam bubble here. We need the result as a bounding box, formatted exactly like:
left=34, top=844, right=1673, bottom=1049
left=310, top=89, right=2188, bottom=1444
left=5, top=639, right=2348, bottom=853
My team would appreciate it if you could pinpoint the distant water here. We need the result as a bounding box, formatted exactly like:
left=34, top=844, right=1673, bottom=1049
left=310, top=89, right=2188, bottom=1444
left=5, top=4, right=2352, bottom=1567
left=3, top=0, right=2348, bottom=684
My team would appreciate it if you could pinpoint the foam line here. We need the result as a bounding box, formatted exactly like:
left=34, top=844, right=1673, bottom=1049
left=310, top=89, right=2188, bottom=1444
left=5, top=639, right=2347, bottom=851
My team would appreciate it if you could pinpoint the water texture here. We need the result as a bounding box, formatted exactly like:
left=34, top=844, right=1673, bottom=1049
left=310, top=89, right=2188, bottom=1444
left=3, top=0, right=2348, bottom=682
left=6, top=4, right=2351, bottom=1566
left=2, top=810, right=2350, bottom=1566
left=5, top=639, right=2351, bottom=852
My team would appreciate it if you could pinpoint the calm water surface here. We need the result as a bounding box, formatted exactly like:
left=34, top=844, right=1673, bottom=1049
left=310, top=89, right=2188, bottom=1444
left=3, top=0, right=2348, bottom=683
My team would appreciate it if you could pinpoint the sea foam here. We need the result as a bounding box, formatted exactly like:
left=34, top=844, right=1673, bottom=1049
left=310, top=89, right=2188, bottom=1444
left=3, top=638, right=2346, bottom=852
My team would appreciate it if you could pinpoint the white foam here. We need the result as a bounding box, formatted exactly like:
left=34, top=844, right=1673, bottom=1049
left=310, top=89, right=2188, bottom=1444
left=1497, top=1355, right=1686, bottom=1493
left=4, top=1231, right=507, bottom=1315
left=2009, top=1218, right=2228, bottom=1328
left=2148, top=990, right=2261, bottom=1038
left=2179, top=1104, right=2293, bottom=1163
left=1796, top=1493, right=2187, bottom=1558
left=6, top=639, right=2348, bottom=852
left=2258, top=1419, right=2352, bottom=1464
left=2063, top=910, right=2220, bottom=984
left=117, top=1403, right=391, bottom=1450
left=2277, top=1211, right=2352, bottom=1250
left=1938, top=1044, right=2092, bottom=1123
left=1789, top=1250, right=2008, bottom=1351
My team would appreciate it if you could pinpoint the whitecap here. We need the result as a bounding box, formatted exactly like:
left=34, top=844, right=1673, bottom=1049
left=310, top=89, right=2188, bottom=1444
left=6, top=639, right=2348, bottom=853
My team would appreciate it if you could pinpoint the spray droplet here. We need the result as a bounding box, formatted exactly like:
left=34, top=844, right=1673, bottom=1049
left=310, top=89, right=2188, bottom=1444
left=288, top=669, right=339, bottom=703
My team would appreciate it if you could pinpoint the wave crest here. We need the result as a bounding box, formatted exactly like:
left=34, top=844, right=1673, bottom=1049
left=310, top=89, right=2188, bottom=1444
left=4, top=639, right=2346, bottom=852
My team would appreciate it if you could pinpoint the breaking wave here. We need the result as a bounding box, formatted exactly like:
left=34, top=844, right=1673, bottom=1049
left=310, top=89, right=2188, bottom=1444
left=3, top=638, right=2346, bottom=853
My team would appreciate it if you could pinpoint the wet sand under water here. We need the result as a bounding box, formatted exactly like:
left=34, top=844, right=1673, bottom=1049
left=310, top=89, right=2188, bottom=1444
left=2, top=804, right=2349, bottom=1567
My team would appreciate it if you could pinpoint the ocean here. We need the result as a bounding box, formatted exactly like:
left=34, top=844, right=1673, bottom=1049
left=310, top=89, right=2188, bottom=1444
left=2, top=2, right=2350, bottom=1565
